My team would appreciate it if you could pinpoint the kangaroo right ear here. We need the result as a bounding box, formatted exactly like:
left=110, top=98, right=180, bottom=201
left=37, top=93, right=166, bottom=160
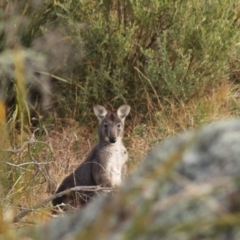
left=117, top=105, right=131, bottom=121
left=93, top=105, right=108, bottom=123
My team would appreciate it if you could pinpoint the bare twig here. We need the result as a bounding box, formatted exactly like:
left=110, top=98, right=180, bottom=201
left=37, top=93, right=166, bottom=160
left=5, top=140, right=52, bottom=154
left=27, top=138, right=55, bottom=186
left=3, top=135, right=55, bottom=185
left=3, top=161, right=52, bottom=169
left=13, top=186, right=115, bottom=223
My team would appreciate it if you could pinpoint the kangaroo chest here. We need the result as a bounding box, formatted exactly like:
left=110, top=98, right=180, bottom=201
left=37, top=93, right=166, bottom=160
left=100, top=145, right=128, bottom=186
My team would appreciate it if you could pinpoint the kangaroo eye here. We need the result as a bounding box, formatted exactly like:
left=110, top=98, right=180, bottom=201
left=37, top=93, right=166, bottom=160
left=117, top=123, right=121, bottom=128
left=103, top=123, right=108, bottom=129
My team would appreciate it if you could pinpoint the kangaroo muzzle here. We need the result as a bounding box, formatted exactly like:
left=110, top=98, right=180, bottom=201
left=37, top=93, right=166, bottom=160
left=109, top=136, right=117, bottom=143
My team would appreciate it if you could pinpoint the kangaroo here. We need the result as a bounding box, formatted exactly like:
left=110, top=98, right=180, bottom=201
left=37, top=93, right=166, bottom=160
left=52, top=104, right=131, bottom=212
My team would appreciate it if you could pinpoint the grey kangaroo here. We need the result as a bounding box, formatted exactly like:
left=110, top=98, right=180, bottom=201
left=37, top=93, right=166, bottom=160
left=52, top=104, right=131, bottom=212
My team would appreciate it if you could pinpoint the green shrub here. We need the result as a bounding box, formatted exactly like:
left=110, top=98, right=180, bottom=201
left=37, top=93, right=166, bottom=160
left=1, top=0, right=240, bottom=124
left=50, top=0, right=240, bottom=122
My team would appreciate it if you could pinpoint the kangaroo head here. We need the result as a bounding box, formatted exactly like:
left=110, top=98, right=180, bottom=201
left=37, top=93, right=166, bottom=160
left=93, top=105, right=131, bottom=144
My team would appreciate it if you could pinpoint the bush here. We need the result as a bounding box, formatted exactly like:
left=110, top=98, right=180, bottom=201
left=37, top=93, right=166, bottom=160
left=45, top=0, right=240, bottom=122
left=1, top=0, right=240, bottom=124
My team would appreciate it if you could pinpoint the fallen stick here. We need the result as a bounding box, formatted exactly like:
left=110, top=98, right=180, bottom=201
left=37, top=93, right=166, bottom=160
left=13, top=185, right=115, bottom=223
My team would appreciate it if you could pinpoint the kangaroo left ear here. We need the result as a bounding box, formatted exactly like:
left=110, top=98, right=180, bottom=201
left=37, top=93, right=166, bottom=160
left=117, top=105, right=131, bottom=121
left=93, top=105, right=108, bottom=123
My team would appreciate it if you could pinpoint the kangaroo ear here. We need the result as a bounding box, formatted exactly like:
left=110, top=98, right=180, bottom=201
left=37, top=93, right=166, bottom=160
left=93, top=105, right=108, bottom=123
left=117, top=105, right=131, bottom=121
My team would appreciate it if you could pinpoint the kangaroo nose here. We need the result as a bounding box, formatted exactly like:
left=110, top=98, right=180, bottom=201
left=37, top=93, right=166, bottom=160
left=109, top=136, right=116, bottom=143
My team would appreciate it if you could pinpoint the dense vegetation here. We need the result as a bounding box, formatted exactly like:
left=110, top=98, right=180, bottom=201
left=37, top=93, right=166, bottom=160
left=1, top=0, right=240, bottom=236
left=2, top=0, right=240, bottom=123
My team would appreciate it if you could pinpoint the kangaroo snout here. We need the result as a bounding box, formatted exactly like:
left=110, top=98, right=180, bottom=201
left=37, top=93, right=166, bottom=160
left=109, top=136, right=117, bottom=143
left=105, top=128, right=118, bottom=144
left=108, top=126, right=118, bottom=143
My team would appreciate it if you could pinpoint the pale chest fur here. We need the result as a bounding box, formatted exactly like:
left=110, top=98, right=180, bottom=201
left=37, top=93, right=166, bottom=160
left=100, top=144, right=128, bottom=187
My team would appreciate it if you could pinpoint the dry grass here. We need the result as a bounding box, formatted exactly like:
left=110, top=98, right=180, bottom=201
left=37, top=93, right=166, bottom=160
left=7, top=119, right=97, bottom=225
left=160, top=81, right=240, bottom=134
left=47, top=119, right=95, bottom=189
left=1, top=81, right=240, bottom=228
